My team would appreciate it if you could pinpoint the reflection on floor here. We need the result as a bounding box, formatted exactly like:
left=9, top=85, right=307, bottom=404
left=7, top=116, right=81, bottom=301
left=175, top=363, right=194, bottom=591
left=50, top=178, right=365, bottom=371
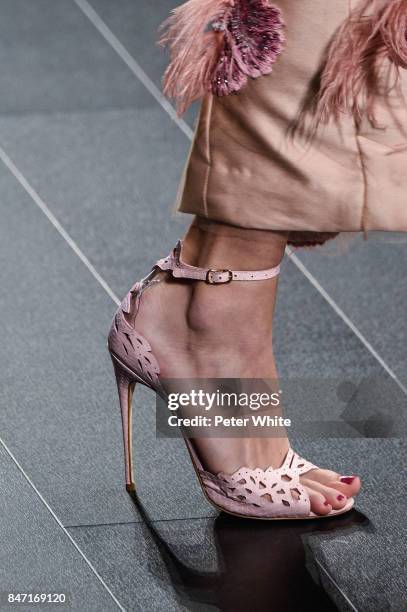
left=132, top=494, right=370, bottom=612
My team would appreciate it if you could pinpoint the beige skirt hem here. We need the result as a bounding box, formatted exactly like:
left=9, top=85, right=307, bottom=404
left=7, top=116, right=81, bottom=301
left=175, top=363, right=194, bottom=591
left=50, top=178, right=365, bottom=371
left=172, top=0, right=407, bottom=244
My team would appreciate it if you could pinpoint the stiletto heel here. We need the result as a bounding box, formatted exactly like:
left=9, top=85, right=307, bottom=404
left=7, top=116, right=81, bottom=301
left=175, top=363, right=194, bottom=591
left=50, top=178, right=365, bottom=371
left=111, top=356, right=136, bottom=492
left=107, top=239, right=355, bottom=519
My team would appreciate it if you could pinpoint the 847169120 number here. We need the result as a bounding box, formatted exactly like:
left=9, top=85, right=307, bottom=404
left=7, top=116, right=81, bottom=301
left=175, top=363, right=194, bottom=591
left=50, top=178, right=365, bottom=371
left=4, top=593, right=67, bottom=605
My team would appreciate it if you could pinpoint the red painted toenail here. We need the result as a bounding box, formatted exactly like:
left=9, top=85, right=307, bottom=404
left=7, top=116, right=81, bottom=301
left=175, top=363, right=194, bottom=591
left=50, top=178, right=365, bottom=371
left=337, top=495, right=345, bottom=500
left=340, top=476, right=355, bottom=484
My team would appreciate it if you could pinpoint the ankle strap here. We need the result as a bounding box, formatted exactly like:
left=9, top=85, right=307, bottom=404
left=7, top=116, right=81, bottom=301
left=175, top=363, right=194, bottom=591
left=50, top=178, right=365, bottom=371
left=154, top=240, right=281, bottom=284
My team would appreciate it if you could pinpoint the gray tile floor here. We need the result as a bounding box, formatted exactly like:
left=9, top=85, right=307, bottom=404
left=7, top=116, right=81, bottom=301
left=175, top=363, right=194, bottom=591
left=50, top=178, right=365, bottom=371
left=0, top=1, right=405, bottom=611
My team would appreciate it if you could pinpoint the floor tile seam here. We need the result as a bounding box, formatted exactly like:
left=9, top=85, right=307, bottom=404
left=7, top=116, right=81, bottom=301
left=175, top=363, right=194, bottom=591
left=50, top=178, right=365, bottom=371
left=0, top=438, right=126, bottom=611
left=0, top=103, right=174, bottom=123
left=314, top=557, right=360, bottom=612
left=66, top=515, right=216, bottom=530
left=72, top=0, right=193, bottom=140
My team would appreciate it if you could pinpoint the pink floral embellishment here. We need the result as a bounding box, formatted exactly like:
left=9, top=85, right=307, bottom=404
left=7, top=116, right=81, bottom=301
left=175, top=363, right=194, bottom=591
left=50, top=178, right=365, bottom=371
left=210, top=0, right=285, bottom=97
left=158, top=0, right=285, bottom=116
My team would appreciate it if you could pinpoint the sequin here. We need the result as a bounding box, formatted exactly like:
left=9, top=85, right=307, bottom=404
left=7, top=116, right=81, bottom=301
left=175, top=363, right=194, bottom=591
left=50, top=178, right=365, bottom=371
left=210, top=0, right=285, bottom=96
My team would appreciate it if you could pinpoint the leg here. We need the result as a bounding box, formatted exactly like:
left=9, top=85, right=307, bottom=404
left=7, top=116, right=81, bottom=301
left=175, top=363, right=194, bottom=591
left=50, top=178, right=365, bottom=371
left=133, top=216, right=361, bottom=515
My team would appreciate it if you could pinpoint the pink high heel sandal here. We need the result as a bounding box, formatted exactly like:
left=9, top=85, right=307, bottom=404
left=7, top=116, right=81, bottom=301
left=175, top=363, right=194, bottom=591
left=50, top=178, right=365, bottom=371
left=107, top=240, right=354, bottom=520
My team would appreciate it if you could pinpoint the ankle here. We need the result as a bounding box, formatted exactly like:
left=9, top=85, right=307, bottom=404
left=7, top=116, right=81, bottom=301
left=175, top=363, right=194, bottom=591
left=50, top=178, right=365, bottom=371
left=185, top=282, right=274, bottom=345
left=182, top=216, right=288, bottom=270
left=179, top=218, right=286, bottom=340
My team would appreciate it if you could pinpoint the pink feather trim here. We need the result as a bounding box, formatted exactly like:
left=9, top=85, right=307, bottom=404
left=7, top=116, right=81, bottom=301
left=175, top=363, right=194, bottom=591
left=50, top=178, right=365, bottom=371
left=158, top=0, right=285, bottom=116
left=314, top=0, right=407, bottom=127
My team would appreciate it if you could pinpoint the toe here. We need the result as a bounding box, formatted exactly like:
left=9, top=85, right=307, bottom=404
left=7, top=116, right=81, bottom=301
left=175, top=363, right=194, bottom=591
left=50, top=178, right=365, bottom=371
left=327, top=475, right=361, bottom=497
left=302, top=478, right=348, bottom=510
left=305, top=469, right=361, bottom=498
left=305, top=484, right=333, bottom=516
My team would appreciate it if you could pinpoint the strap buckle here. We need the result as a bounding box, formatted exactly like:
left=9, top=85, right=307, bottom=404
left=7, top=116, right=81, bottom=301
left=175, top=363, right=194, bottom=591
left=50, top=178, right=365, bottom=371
left=206, top=269, right=233, bottom=284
